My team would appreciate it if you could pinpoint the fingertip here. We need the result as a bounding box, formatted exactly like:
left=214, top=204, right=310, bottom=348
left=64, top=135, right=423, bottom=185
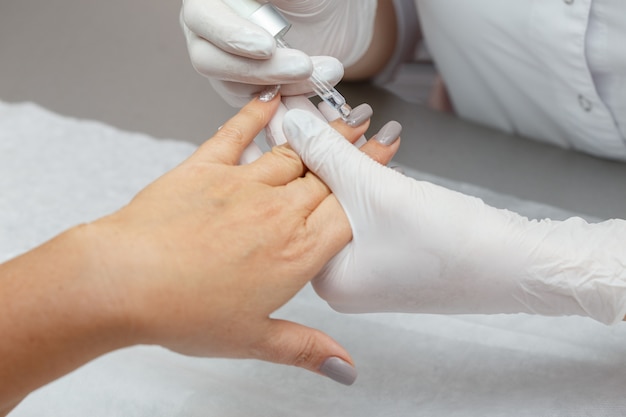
left=373, top=120, right=402, bottom=146
left=268, top=49, right=314, bottom=82
left=185, top=0, right=275, bottom=59
left=345, top=103, right=373, bottom=128
left=359, top=136, right=401, bottom=167
left=249, top=89, right=282, bottom=112
left=310, top=56, right=344, bottom=87
left=220, top=25, right=276, bottom=59
left=228, top=91, right=280, bottom=129
left=357, top=120, right=402, bottom=166
left=282, top=108, right=323, bottom=148
left=282, top=108, right=361, bottom=179
left=257, top=320, right=357, bottom=386
left=269, top=96, right=328, bottom=149
left=320, top=357, right=358, bottom=386
left=258, top=85, right=281, bottom=103
left=238, top=28, right=276, bottom=58
left=282, top=108, right=336, bottom=156
left=328, top=116, right=370, bottom=145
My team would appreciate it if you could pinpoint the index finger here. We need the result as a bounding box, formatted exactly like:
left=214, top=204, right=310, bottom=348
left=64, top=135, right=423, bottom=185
left=183, top=0, right=274, bottom=59
left=190, top=92, right=281, bottom=166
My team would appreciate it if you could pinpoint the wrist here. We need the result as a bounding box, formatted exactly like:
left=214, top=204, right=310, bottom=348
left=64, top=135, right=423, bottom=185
left=74, top=216, right=193, bottom=349
left=64, top=222, right=141, bottom=348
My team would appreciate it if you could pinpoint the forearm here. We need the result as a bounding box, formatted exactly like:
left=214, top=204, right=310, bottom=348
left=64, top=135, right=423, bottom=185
left=344, top=0, right=398, bottom=81
left=0, top=225, right=132, bottom=409
left=502, top=216, right=626, bottom=323
left=416, top=193, right=626, bottom=322
left=0, top=399, right=21, bottom=417
left=403, top=186, right=626, bottom=322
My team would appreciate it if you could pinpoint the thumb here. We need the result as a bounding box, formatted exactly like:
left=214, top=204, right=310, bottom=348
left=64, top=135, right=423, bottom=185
left=266, top=96, right=327, bottom=147
left=255, top=319, right=357, bottom=386
left=283, top=108, right=394, bottom=203
left=283, top=109, right=363, bottom=186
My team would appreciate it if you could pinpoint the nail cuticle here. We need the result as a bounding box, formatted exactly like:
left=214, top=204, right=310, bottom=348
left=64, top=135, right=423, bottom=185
left=346, top=103, right=373, bottom=127
left=374, top=120, right=403, bottom=146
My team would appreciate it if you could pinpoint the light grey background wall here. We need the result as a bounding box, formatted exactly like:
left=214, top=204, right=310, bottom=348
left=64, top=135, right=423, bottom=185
left=0, top=0, right=235, bottom=142
left=2, top=0, right=626, bottom=219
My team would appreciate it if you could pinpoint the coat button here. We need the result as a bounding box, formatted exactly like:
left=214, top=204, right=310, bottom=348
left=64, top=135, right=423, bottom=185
left=578, top=94, right=593, bottom=112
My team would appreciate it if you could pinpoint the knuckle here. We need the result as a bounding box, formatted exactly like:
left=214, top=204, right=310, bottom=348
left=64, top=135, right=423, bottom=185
left=242, top=104, right=267, bottom=125
left=188, top=44, right=213, bottom=75
left=182, top=0, right=202, bottom=28
left=271, top=146, right=304, bottom=171
left=281, top=230, right=311, bottom=261
left=247, top=328, right=319, bottom=367
left=366, top=148, right=385, bottom=165
left=217, top=124, right=246, bottom=145
left=292, top=334, right=319, bottom=367
left=305, top=171, right=330, bottom=193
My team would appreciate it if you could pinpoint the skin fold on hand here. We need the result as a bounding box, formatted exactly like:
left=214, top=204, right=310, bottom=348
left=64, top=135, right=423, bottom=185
left=0, top=94, right=398, bottom=411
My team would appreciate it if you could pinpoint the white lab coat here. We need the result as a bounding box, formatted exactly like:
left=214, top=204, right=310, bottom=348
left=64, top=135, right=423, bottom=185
left=413, top=0, right=626, bottom=161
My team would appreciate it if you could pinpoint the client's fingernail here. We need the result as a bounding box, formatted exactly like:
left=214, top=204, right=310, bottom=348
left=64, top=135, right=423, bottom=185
left=258, top=85, right=281, bottom=102
left=346, top=103, right=373, bottom=127
left=320, top=357, right=357, bottom=386
left=374, top=120, right=402, bottom=146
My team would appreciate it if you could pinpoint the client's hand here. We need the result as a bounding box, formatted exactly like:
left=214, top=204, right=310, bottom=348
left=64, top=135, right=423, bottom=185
left=90, top=95, right=361, bottom=365
left=0, top=94, right=399, bottom=410
left=284, top=109, right=626, bottom=325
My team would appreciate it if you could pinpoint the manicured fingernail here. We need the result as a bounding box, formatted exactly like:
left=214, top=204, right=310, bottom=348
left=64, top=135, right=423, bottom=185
left=374, top=120, right=402, bottom=146
left=320, top=357, right=357, bottom=386
left=258, top=85, right=281, bottom=102
left=346, top=103, right=373, bottom=127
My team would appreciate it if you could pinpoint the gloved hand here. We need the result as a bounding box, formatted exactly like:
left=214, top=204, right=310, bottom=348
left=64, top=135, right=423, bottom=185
left=180, top=0, right=377, bottom=106
left=239, top=91, right=374, bottom=165
left=283, top=109, right=626, bottom=325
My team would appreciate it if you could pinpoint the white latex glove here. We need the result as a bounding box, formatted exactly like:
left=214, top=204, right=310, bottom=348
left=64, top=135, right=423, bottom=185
left=239, top=93, right=373, bottom=165
left=238, top=95, right=330, bottom=165
left=181, top=0, right=377, bottom=106
left=283, top=109, right=626, bottom=325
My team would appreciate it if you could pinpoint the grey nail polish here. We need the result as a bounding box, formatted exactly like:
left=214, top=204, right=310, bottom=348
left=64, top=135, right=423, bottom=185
left=346, top=103, right=373, bottom=127
left=374, top=120, right=402, bottom=146
left=320, top=357, right=357, bottom=386
left=258, top=85, right=281, bottom=102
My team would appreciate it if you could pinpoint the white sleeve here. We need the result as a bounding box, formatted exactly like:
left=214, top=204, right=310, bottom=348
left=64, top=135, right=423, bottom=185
left=415, top=0, right=626, bottom=161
